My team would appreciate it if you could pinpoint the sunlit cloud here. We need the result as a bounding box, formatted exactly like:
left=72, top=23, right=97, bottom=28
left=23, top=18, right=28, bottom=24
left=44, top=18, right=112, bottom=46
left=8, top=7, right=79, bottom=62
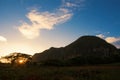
left=96, top=34, right=120, bottom=43
left=96, top=34, right=105, bottom=39
left=105, top=37, right=120, bottom=43
left=105, top=37, right=120, bottom=48
left=0, top=36, right=7, bottom=42
left=18, top=9, right=72, bottom=39
left=96, top=34, right=120, bottom=48
left=18, top=0, right=85, bottom=39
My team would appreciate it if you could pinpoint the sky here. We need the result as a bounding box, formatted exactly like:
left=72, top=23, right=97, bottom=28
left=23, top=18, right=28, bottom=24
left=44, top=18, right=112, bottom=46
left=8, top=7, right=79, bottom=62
left=0, top=0, right=120, bottom=57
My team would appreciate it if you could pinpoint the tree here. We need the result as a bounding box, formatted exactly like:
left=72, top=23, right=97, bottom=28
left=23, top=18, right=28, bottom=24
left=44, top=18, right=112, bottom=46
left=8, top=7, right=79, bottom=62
left=2, top=52, right=32, bottom=65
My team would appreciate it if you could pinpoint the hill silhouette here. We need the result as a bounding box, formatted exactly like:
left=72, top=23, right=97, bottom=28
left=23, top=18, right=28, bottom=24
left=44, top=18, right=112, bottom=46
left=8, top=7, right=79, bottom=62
left=32, top=36, right=119, bottom=65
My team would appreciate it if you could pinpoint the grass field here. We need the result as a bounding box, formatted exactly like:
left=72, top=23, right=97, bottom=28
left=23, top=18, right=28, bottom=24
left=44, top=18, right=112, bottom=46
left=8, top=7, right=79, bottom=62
left=0, top=64, right=120, bottom=80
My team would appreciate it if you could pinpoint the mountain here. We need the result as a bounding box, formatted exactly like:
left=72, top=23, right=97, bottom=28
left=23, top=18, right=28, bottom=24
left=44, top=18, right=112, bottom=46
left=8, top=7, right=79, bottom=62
left=32, top=36, right=118, bottom=65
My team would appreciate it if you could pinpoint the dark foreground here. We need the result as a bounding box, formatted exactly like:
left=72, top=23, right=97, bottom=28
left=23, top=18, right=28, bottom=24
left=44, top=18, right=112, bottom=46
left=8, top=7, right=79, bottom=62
left=0, top=64, right=120, bottom=80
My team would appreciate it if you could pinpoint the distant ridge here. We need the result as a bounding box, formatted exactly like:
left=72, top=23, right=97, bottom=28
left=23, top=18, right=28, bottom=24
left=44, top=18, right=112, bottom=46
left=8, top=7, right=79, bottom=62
left=32, top=36, right=119, bottom=65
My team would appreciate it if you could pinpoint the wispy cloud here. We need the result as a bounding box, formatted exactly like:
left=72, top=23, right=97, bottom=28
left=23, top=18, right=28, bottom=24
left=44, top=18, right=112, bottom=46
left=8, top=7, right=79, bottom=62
left=18, top=9, right=72, bottom=39
left=65, top=2, right=78, bottom=7
left=62, top=0, right=85, bottom=7
left=0, top=36, right=7, bottom=42
left=96, top=34, right=120, bottom=48
left=96, top=34, right=105, bottom=39
left=18, top=0, right=85, bottom=39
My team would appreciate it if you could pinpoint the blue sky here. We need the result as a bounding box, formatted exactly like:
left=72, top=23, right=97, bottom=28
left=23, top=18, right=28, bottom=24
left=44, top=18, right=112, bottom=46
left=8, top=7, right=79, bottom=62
left=0, top=0, right=120, bottom=56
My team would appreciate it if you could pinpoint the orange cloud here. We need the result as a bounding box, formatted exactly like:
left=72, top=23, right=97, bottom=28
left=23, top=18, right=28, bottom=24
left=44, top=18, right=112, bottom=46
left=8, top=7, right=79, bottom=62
left=105, top=37, right=120, bottom=43
left=96, top=34, right=120, bottom=48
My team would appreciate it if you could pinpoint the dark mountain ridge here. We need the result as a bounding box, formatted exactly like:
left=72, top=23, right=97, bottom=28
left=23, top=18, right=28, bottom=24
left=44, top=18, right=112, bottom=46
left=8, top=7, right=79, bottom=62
left=32, top=36, right=119, bottom=65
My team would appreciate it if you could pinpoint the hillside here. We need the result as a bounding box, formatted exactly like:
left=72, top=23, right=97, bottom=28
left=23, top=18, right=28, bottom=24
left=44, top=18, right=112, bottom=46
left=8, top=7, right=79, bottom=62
left=32, top=36, right=119, bottom=65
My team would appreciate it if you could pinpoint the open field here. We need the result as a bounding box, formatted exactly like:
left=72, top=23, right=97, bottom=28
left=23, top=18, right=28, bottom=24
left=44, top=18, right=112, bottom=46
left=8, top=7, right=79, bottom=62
left=0, top=64, right=120, bottom=80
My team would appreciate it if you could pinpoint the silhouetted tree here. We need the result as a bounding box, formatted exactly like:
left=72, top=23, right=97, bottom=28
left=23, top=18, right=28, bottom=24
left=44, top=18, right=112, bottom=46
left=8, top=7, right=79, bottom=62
left=2, top=52, right=32, bottom=65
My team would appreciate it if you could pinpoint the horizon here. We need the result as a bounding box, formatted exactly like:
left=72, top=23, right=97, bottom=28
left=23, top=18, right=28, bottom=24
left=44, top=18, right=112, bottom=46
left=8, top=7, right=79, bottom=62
left=0, top=35, right=119, bottom=57
left=0, top=0, right=120, bottom=57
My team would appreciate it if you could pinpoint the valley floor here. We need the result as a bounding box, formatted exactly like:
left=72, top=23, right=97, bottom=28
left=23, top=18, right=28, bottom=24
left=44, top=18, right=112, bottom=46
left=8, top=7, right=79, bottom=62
left=0, top=64, right=120, bottom=80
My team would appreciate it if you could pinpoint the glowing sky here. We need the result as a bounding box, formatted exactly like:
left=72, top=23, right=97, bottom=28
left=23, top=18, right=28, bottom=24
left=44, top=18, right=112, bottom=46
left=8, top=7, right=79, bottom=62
left=0, top=0, right=120, bottom=56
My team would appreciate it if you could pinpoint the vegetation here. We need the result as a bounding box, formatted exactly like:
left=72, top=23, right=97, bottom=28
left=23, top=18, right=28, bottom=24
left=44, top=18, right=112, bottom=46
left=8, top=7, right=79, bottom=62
left=0, top=63, right=120, bottom=80
left=0, top=52, right=32, bottom=65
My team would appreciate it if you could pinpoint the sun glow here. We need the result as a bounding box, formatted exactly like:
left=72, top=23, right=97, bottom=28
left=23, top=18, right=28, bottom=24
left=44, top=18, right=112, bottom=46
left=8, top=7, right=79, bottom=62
left=18, top=60, right=24, bottom=64
left=0, top=43, right=38, bottom=57
left=16, top=57, right=28, bottom=64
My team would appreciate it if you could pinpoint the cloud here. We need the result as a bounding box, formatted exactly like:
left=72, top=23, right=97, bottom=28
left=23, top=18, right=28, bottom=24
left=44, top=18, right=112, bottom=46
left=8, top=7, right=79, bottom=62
left=62, top=0, right=85, bottom=6
left=18, top=0, right=85, bottom=39
left=105, top=37, right=120, bottom=43
left=105, top=37, right=120, bottom=48
left=0, top=36, right=7, bottom=42
left=96, top=34, right=120, bottom=48
left=96, top=34, right=105, bottom=39
left=96, top=34, right=120, bottom=43
left=18, top=9, right=72, bottom=39
left=65, top=2, right=78, bottom=7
